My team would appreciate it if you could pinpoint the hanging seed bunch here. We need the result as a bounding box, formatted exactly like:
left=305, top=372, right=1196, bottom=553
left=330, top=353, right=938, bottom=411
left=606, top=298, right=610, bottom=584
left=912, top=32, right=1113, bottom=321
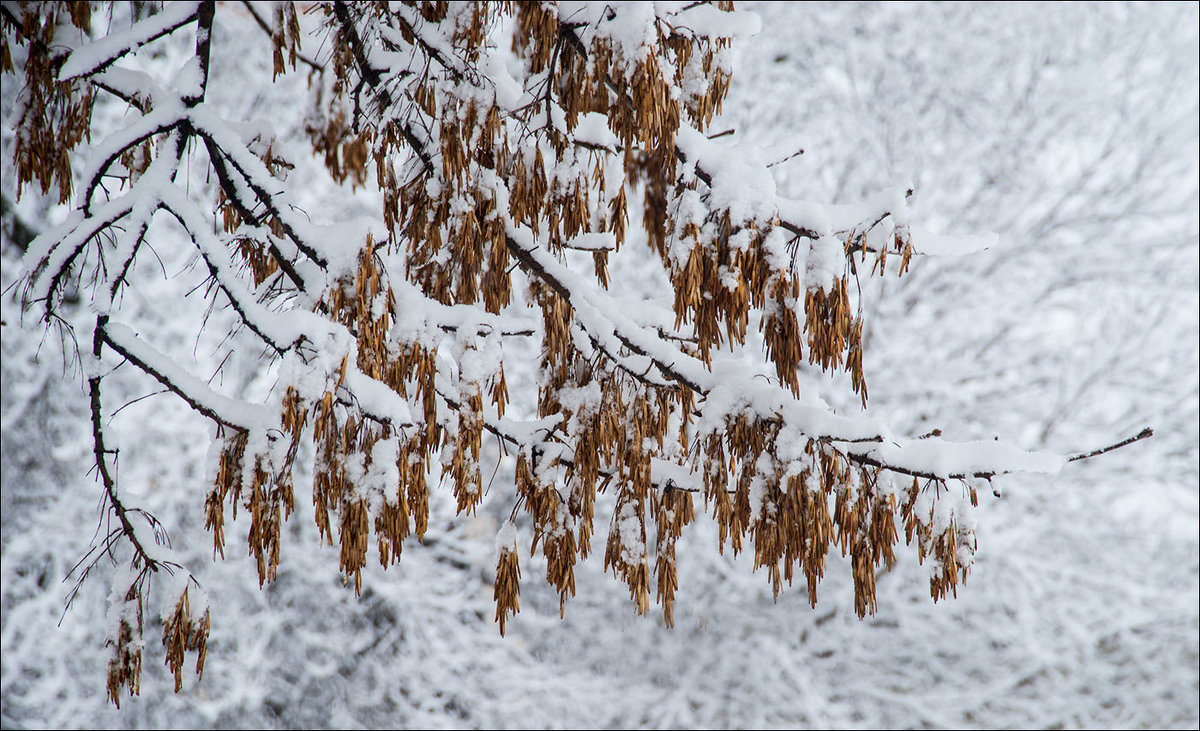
left=2, top=2, right=94, bottom=206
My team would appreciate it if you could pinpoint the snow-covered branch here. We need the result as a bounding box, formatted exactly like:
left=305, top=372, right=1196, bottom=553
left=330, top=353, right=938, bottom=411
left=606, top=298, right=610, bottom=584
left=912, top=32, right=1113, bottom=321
left=1, top=1, right=1156, bottom=706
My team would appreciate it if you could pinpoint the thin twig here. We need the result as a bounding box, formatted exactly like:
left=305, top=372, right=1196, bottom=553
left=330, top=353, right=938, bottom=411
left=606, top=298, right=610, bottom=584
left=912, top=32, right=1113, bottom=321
left=1067, top=427, right=1153, bottom=463
left=239, top=0, right=324, bottom=73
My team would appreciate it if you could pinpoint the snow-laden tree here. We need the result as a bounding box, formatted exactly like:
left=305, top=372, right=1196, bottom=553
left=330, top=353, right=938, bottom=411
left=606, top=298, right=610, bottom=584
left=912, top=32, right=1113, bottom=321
left=1, top=0, right=1150, bottom=708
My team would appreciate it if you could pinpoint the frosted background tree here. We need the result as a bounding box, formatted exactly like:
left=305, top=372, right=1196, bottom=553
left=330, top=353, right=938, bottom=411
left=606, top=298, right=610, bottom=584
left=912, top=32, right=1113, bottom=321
left=2, top=1, right=1195, bottom=728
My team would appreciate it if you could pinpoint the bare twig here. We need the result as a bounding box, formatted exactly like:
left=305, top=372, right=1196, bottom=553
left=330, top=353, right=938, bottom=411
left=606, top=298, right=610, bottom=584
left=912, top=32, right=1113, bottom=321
left=239, top=0, right=324, bottom=73
left=1067, top=427, right=1154, bottom=463
left=88, top=315, right=166, bottom=573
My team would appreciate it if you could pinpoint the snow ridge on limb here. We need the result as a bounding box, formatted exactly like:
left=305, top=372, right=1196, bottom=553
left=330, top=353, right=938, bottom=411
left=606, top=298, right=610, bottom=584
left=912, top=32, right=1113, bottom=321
left=58, top=2, right=202, bottom=81
left=2, top=0, right=1152, bottom=703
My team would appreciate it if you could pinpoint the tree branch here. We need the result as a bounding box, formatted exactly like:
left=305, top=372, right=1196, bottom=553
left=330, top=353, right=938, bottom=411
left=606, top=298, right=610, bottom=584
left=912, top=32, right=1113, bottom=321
left=89, top=315, right=167, bottom=573
left=239, top=0, right=324, bottom=73
left=1067, top=427, right=1154, bottom=463
left=98, top=318, right=268, bottom=431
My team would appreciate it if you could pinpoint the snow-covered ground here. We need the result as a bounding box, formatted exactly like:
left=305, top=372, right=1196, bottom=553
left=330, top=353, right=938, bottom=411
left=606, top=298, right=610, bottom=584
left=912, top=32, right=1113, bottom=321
left=2, top=2, right=1196, bottom=728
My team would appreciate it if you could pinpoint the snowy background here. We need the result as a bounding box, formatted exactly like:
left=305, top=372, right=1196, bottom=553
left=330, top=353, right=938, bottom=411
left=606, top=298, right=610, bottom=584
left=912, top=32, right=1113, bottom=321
left=3, top=2, right=1197, bottom=728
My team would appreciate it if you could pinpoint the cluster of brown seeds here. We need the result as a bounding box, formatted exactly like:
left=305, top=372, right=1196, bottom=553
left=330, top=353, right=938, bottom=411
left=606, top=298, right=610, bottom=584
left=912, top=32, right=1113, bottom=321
left=903, top=477, right=979, bottom=603
left=161, top=586, right=210, bottom=693
left=105, top=585, right=143, bottom=708
left=3, top=1, right=94, bottom=205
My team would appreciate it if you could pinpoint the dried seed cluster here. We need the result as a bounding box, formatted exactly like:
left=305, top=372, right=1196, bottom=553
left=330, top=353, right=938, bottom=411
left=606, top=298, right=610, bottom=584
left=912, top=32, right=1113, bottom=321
left=101, top=568, right=212, bottom=707
left=162, top=587, right=211, bottom=693
left=105, top=585, right=143, bottom=708
left=3, top=1, right=94, bottom=205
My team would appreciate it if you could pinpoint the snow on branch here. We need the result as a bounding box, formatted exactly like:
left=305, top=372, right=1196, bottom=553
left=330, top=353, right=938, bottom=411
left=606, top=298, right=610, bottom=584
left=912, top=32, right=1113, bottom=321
left=1, top=1, right=1151, bottom=703
left=59, top=2, right=202, bottom=81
